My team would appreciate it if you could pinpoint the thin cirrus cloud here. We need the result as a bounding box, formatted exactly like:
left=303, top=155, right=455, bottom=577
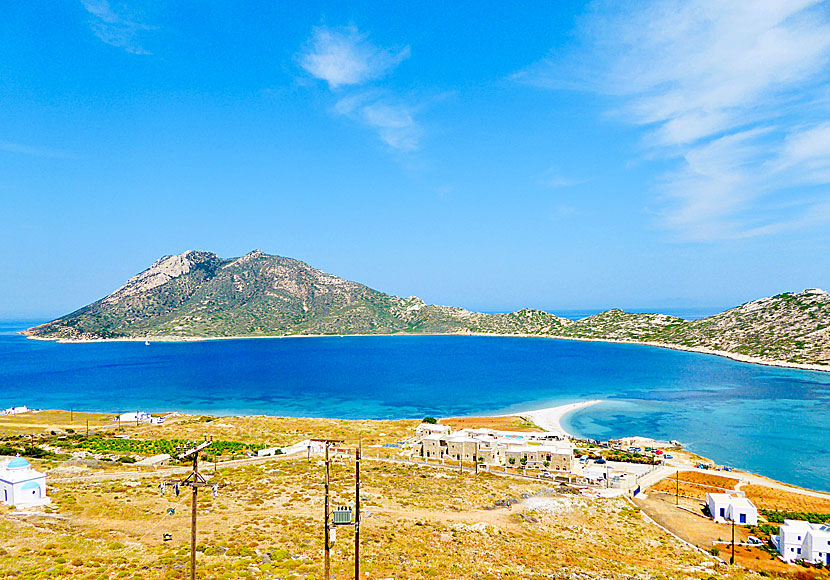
left=334, top=92, right=420, bottom=152
left=515, top=0, right=830, bottom=241
left=81, top=0, right=155, bottom=55
left=0, top=141, right=77, bottom=159
left=297, top=25, right=421, bottom=152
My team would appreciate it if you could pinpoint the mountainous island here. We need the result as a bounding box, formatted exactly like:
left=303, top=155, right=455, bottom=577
left=23, top=249, right=830, bottom=369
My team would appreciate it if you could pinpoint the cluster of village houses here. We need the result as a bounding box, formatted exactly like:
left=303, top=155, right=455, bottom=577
left=414, top=422, right=631, bottom=486
left=415, top=422, right=575, bottom=471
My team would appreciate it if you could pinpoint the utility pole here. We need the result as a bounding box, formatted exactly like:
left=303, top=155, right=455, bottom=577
left=675, top=471, right=679, bottom=505
left=164, top=435, right=222, bottom=580
left=730, top=517, right=735, bottom=564
left=70, top=408, right=73, bottom=423
left=311, top=439, right=343, bottom=580
left=86, top=419, right=89, bottom=437
left=354, top=445, right=360, bottom=580
left=325, top=444, right=330, bottom=580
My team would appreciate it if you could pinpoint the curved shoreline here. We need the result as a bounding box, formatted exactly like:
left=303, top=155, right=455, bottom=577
left=502, top=400, right=603, bottom=438
left=22, top=331, right=830, bottom=374
left=501, top=400, right=830, bottom=497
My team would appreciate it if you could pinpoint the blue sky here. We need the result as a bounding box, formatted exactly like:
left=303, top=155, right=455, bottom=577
left=2, top=1, right=830, bottom=318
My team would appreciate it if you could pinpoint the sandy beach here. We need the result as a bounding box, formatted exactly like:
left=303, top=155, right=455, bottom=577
left=511, top=400, right=602, bottom=437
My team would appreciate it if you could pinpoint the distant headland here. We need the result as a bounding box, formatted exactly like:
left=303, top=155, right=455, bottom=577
left=22, top=250, right=830, bottom=371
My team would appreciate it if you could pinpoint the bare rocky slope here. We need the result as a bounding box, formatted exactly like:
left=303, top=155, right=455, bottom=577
left=24, top=250, right=830, bottom=368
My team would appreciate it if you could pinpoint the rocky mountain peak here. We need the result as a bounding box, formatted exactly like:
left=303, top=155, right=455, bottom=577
left=103, top=250, right=216, bottom=304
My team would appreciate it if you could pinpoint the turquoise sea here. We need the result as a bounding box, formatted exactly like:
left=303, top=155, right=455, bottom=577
left=2, top=320, right=829, bottom=491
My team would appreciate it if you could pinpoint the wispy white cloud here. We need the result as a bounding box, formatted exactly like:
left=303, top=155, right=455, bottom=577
left=81, top=0, right=154, bottom=55
left=516, top=1, right=830, bottom=240
left=334, top=92, right=420, bottom=151
left=298, top=25, right=409, bottom=89
left=297, top=25, right=422, bottom=152
left=537, top=167, right=591, bottom=189
left=0, top=141, right=77, bottom=159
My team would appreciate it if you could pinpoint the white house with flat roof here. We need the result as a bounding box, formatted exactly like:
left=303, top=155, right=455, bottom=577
left=115, top=411, right=164, bottom=425
left=706, top=493, right=757, bottom=525
left=777, top=520, right=830, bottom=564
left=415, top=423, right=452, bottom=438
left=0, top=456, right=50, bottom=508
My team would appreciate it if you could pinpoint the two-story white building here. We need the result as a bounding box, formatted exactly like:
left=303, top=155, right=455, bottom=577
left=415, top=422, right=452, bottom=438
left=0, top=456, right=50, bottom=508
left=777, top=520, right=830, bottom=564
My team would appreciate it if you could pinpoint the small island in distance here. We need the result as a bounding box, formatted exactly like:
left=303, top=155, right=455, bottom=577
left=23, top=249, right=830, bottom=370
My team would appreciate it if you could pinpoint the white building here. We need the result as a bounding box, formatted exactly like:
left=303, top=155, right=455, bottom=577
left=706, top=493, right=758, bottom=525
left=582, top=464, right=608, bottom=483
left=115, top=411, right=164, bottom=425
left=415, top=423, right=451, bottom=438
left=1, top=406, right=29, bottom=416
left=777, top=520, right=830, bottom=564
left=0, top=456, right=50, bottom=508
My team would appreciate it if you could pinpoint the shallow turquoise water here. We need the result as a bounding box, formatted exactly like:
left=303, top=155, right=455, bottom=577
left=2, top=320, right=829, bottom=491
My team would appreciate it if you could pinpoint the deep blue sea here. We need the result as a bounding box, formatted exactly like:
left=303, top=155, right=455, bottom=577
left=2, top=320, right=829, bottom=491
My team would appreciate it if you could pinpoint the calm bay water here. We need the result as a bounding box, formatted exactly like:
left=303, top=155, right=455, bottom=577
left=2, top=320, right=829, bottom=491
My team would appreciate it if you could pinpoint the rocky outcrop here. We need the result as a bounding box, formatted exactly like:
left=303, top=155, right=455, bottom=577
left=104, top=251, right=218, bottom=304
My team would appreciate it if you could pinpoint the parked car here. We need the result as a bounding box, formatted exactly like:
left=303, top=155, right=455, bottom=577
left=540, top=471, right=553, bottom=479
left=664, top=454, right=673, bottom=459
left=697, top=463, right=710, bottom=470
left=595, top=458, right=607, bottom=465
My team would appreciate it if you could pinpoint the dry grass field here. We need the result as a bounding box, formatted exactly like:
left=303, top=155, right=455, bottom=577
left=1, top=411, right=825, bottom=579
left=1, top=454, right=757, bottom=580
left=0, top=412, right=765, bottom=580
left=0, top=410, right=114, bottom=436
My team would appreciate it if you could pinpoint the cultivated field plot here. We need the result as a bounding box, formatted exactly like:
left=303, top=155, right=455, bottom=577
left=440, top=415, right=541, bottom=432
left=651, top=471, right=739, bottom=500
left=742, top=484, right=830, bottom=513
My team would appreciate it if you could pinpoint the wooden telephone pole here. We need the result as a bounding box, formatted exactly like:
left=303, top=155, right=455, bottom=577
left=311, top=439, right=343, bottom=580
left=165, top=435, right=222, bottom=580
left=312, top=439, right=364, bottom=580
left=354, top=445, right=361, bottom=580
